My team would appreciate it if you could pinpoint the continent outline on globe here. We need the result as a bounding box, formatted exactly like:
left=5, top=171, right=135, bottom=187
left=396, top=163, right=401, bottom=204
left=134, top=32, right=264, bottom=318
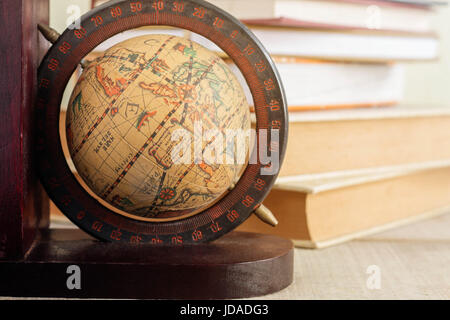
left=66, top=34, right=251, bottom=221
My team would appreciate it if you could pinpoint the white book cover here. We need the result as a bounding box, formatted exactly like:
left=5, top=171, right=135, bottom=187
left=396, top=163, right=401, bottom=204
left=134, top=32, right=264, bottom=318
left=228, top=59, right=404, bottom=108
left=191, top=27, right=439, bottom=61
left=208, top=0, right=436, bottom=33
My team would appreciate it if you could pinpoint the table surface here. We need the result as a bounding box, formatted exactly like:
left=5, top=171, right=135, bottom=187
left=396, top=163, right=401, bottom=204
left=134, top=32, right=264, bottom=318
left=255, top=211, right=450, bottom=300
left=2, top=212, right=449, bottom=300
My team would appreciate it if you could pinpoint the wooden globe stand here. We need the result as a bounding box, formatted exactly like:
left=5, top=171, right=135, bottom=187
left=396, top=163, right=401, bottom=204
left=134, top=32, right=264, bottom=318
left=0, top=0, right=293, bottom=299
left=0, top=229, right=293, bottom=299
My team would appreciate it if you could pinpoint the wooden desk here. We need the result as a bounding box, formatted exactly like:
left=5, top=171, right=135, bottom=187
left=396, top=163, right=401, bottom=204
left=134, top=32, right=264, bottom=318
left=1, top=212, right=449, bottom=300
left=256, top=211, right=450, bottom=300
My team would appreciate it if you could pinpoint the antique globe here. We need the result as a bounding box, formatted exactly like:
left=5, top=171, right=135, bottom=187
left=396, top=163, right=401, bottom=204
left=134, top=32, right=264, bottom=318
left=66, top=34, right=251, bottom=221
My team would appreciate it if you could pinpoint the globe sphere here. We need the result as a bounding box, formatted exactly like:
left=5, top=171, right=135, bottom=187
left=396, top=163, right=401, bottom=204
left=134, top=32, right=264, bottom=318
left=66, top=34, right=251, bottom=220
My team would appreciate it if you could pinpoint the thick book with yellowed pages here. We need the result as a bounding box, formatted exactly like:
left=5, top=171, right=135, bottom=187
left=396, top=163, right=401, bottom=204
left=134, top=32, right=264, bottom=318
left=276, top=106, right=450, bottom=177
left=237, top=166, right=450, bottom=248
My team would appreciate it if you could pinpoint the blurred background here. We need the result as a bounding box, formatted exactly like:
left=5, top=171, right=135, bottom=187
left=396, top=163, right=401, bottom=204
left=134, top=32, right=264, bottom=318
left=404, top=2, right=450, bottom=106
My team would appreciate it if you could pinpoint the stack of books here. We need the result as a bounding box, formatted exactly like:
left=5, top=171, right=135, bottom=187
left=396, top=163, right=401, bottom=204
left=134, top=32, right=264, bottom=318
left=238, top=107, right=450, bottom=248
left=202, top=0, right=443, bottom=111
left=201, top=0, right=450, bottom=247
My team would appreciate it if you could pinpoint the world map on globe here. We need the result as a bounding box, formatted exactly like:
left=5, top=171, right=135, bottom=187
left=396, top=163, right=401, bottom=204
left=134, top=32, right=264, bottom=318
left=66, top=34, right=251, bottom=220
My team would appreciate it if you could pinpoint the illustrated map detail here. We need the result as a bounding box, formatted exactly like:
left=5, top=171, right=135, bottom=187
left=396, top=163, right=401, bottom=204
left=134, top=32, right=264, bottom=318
left=66, top=34, right=251, bottom=220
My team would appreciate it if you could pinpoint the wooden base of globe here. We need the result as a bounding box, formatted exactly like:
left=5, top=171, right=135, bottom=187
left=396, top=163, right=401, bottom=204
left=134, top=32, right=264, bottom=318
left=0, top=229, right=294, bottom=299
